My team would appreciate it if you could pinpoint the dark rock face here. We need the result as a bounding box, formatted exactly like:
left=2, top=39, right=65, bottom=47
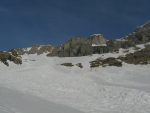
left=102, top=57, right=122, bottom=67
left=48, top=38, right=93, bottom=57
left=48, top=35, right=109, bottom=57
left=119, top=44, right=150, bottom=65
left=60, top=63, right=83, bottom=68
left=90, top=60, right=101, bottom=68
left=92, top=46, right=109, bottom=54
left=90, top=57, right=122, bottom=68
left=76, top=63, right=83, bottom=68
left=0, top=52, right=22, bottom=66
left=61, top=63, right=74, bottom=67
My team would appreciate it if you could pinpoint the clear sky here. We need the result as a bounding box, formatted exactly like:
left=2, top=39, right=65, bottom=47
left=0, top=0, right=150, bottom=50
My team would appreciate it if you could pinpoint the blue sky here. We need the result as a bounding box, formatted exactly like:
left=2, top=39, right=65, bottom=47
left=0, top=0, right=150, bottom=50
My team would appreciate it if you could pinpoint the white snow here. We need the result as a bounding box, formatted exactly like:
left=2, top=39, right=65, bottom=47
left=0, top=51, right=150, bottom=113
left=138, top=21, right=150, bottom=28
left=135, top=42, right=150, bottom=50
left=92, top=44, right=107, bottom=47
left=0, top=87, right=84, bottom=113
left=26, top=47, right=31, bottom=51
left=115, top=38, right=128, bottom=42
left=90, top=34, right=103, bottom=37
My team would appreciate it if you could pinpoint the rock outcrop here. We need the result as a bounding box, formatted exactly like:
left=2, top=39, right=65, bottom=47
left=15, top=44, right=54, bottom=55
left=87, top=34, right=107, bottom=46
left=106, top=39, right=134, bottom=52
left=124, top=21, right=150, bottom=45
left=76, top=63, right=83, bottom=68
left=47, top=38, right=93, bottom=57
left=61, top=63, right=74, bottom=67
left=90, top=57, right=122, bottom=68
left=47, top=35, right=108, bottom=57
left=104, top=21, right=150, bottom=52
left=118, top=44, right=150, bottom=65
left=0, top=51, right=22, bottom=66
left=87, top=34, right=109, bottom=54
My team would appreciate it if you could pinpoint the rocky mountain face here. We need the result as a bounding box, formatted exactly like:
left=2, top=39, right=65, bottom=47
left=1, top=21, right=150, bottom=66
left=0, top=50, right=22, bottom=66
left=47, top=38, right=93, bottom=57
left=47, top=21, right=150, bottom=57
left=125, top=22, right=150, bottom=44
left=47, top=34, right=108, bottom=57
left=12, top=22, right=150, bottom=57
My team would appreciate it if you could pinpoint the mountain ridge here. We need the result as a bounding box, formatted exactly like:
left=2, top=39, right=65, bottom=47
left=0, top=21, right=150, bottom=66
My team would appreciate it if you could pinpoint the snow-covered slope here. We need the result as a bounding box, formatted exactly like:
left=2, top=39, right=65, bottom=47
left=0, top=87, right=84, bottom=113
left=0, top=46, right=150, bottom=113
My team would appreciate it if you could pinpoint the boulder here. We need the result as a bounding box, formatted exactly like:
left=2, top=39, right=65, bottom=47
left=76, top=63, right=83, bottom=68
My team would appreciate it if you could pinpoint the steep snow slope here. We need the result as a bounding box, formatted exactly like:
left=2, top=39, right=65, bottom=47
left=0, top=51, right=150, bottom=113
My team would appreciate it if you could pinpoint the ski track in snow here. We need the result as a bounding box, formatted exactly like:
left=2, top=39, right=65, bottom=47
left=0, top=50, right=150, bottom=113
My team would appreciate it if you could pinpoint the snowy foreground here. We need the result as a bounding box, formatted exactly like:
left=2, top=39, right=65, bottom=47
left=0, top=52, right=150, bottom=113
left=0, top=87, right=84, bottom=113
